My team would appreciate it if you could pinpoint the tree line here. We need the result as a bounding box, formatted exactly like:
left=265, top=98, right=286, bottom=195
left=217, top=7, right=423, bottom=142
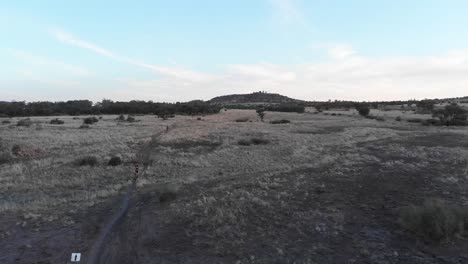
left=0, top=99, right=222, bottom=117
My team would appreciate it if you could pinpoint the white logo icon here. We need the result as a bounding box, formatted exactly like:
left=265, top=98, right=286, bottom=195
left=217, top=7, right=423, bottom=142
left=71, top=253, right=81, bottom=262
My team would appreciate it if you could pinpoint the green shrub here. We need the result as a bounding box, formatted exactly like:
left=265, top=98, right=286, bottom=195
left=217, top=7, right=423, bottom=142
left=237, top=139, right=251, bottom=146
left=83, top=117, right=99, bottom=125
left=375, top=116, right=385, bottom=121
left=395, top=116, right=402, bottom=121
left=76, top=156, right=99, bottom=166
left=238, top=138, right=269, bottom=146
left=17, top=118, right=32, bottom=127
left=11, top=144, right=21, bottom=156
left=270, top=119, right=291, bottom=124
left=235, top=117, right=249, bottom=122
left=432, top=104, right=467, bottom=126
left=79, top=124, right=90, bottom=129
left=108, top=156, right=122, bottom=166
left=356, top=105, right=370, bottom=117
left=50, top=118, right=64, bottom=125
left=1, top=120, right=11, bottom=124
left=399, top=199, right=468, bottom=241
left=126, top=116, right=136, bottom=122
left=251, top=138, right=270, bottom=145
left=117, top=114, right=125, bottom=121
left=407, top=118, right=423, bottom=123
left=256, top=108, right=265, bottom=122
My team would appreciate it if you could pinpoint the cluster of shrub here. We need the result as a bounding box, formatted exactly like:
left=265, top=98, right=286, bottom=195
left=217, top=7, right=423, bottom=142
left=0, top=99, right=222, bottom=117
left=356, top=103, right=467, bottom=126
left=225, top=103, right=305, bottom=113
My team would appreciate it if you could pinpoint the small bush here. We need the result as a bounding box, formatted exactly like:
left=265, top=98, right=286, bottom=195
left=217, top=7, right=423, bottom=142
left=421, top=118, right=441, bottom=126
left=83, top=117, right=99, bottom=125
left=356, top=105, right=370, bottom=117
left=407, top=118, right=423, bottom=123
left=197, top=117, right=202, bottom=120
left=270, top=119, right=291, bottom=124
left=76, top=156, right=99, bottom=166
left=0, top=151, right=13, bottom=165
left=395, top=116, right=402, bottom=121
left=79, top=124, right=90, bottom=129
left=17, top=118, right=32, bottom=127
left=433, top=104, right=467, bottom=126
left=235, top=118, right=249, bottom=122
left=126, top=116, right=136, bottom=122
left=400, top=199, right=468, bottom=241
left=108, top=156, right=122, bottom=166
left=251, top=138, right=270, bottom=145
left=238, top=138, right=270, bottom=146
left=375, top=117, right=385, bottom=122
left=11, top=144, right=22, bottom=156
left=238, top=139, right=251, bottom=146
left=117, top=114, right=125, bottom=121
left=50, top=118, right=64, bottom=125
left=2, top=120, right=11, bottom=124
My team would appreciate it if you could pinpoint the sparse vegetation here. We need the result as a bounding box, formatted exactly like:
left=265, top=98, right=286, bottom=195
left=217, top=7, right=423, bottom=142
left=2, top=120, right=11, bottom=124
left=79, top=124, right=90, bottom=129
left=270, top=119, right=291, bottom=124
left=395, top=116, right=402, bottom=121
left=400, top=199, right=468, bottom=241
left=76, top=156, right=99, bottom=166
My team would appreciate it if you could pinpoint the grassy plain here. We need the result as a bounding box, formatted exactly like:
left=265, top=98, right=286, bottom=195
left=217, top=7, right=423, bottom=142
left=1, top=109, right=468, bottom=263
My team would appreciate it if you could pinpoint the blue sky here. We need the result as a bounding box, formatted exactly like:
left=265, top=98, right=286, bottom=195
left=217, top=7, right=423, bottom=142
left=1, top=0, right=468, bottom=102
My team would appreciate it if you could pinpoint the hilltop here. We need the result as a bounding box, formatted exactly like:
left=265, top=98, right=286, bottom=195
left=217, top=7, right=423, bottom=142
left=208, top=91, right=303, bottom=105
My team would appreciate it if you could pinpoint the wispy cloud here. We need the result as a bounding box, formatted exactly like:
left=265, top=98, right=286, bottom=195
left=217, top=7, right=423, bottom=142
left=51, top=29, right=117, bottom=59
left=269, top=0, right=304, bottom=23
left=50, top=29, right=214, bottom=83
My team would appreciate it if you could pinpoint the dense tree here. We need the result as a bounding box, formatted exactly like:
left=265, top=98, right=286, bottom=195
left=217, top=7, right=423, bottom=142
left=0, top=99, right=221, bottom=117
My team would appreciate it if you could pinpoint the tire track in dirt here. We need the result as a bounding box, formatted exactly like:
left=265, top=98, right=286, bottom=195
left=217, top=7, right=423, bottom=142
left=86, top=126, right=172, bottom=264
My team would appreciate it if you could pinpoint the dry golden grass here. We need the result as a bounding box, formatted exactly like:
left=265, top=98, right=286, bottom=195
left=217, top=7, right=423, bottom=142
left=0, top=109, right=467, bottom=220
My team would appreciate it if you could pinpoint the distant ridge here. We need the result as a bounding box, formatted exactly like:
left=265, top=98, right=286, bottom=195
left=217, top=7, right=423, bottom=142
left=208, top=91, right=303, bottom=105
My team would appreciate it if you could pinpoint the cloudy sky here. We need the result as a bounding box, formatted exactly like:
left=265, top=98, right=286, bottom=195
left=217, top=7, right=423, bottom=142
left=1, top=0, right=468, bottom=102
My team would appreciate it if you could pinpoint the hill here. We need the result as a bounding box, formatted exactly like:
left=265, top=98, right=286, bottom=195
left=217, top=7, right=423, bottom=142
left=208, top=92, right=303, bottom=105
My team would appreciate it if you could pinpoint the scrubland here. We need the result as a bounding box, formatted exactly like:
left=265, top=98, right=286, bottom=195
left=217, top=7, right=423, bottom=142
left=1, top=109, right=468, bottom=263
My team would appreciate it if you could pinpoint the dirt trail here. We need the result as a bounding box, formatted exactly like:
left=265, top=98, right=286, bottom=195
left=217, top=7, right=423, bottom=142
left=86, top=127, right=169, bottom=264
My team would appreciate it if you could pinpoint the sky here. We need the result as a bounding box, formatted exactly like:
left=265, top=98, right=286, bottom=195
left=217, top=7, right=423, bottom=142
left=1, top=0, right=468, bottom=102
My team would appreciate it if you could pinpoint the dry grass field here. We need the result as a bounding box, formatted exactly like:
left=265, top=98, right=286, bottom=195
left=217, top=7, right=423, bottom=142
left=1, top=109, right=468, bottom=263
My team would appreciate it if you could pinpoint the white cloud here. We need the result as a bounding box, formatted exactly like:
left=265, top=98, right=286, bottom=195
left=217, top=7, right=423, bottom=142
left=327, top=44, right=357, bottom=60
left=47, top=29, right=468, bottom=102
left=118, top=47, right=468, bottom=102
